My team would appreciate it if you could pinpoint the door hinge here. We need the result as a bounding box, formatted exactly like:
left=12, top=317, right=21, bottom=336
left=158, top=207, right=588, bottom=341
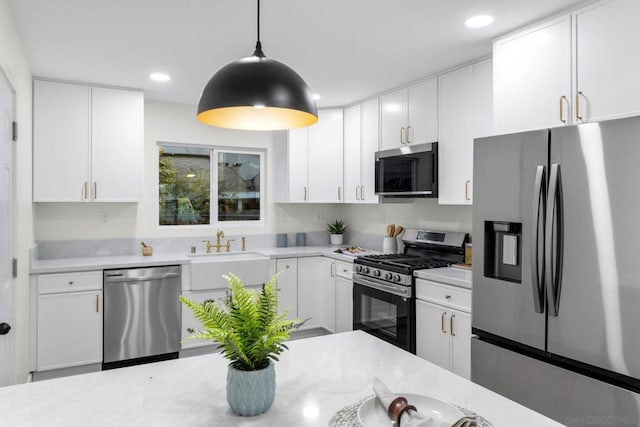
left=12, top=121, right=18, bottom=141
left=12, top=258, right=17, bottom=278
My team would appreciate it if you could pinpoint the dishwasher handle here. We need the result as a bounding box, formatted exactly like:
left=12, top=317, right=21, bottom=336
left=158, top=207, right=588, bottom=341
left=104, top=271, right=180, bottom=283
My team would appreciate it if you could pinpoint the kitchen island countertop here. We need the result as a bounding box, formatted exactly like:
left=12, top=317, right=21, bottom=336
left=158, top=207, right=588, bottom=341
left=0, top=331, right=563, bottom=426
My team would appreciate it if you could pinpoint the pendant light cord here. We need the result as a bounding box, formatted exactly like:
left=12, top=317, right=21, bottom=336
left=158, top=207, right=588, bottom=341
left=254, top=0, right=265, bottom=57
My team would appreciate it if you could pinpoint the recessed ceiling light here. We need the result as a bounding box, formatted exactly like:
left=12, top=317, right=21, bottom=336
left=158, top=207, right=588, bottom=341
left=150, top=72, right=171, bottom=82
left=312, top=94, right=321, bottom=100
left=465, top=15, right=494, bottom=28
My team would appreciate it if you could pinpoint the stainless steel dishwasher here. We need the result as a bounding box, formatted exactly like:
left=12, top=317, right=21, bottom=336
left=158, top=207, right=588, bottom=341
left=103, top=265, right=181, bottom=369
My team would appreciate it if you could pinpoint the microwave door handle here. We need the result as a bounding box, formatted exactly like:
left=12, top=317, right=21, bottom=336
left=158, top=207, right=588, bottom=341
left=545, top=164, right=563, bottom=317
left=531, top=165, right=546, bottom=314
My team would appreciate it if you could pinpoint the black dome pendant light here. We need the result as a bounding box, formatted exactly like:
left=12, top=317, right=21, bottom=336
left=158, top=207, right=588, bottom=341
left=197, top=0, right=318, bottom=130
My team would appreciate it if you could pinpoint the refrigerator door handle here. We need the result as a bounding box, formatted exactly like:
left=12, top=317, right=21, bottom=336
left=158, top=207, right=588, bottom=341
left=545, top=164, right=564, bottom=317
left=531, top=165, right=546, bottom=313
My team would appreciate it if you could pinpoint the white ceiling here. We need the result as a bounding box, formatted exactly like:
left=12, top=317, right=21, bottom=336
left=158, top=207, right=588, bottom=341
left=8, top=0, right=590, bottom=108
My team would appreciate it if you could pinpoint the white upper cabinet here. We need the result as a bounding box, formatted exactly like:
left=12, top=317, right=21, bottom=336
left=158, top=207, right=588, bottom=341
left=90, top=88, right=143, bottom=202
left=438, top=59, right=492, bottom=205
left=276, top=110, right=344, bottom=203
left=33, top=80, right=143, bottom=202
left=573, top=0, right=640, bottom=123
left=407, top=79, right=438, bottom=145
left=282, top=127, right=309, bottom=203
left=380, top=89, right=408, bottom=150
left=33, top=81, right=91, bottom=202
left=360, top=99, right=380, bottom=203
left=308, top=110, right=344, bottom=203
left=343, top=105, right=361, bottom=204
left=494, top=0, right=640, bottom=133
left=343, top=99, right=379, bottom=204
left=380, top=78, right=437, bottom=150
left=494, top=16, right=572, bottom=134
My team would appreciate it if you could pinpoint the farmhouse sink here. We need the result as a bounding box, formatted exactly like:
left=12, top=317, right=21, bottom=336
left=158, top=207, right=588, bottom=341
left=188, top=252, right=271, bottom=290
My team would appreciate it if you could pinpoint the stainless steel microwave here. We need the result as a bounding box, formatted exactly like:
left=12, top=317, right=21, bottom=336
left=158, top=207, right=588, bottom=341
left=374, top=142, right=438, bottom=198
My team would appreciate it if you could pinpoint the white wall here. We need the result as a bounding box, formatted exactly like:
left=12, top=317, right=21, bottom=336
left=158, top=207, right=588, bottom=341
left=342, top=199, right=472, bottom=236
left=0, top=0, right=34, bottom=383
left=34, top=100, right=342, bottom=240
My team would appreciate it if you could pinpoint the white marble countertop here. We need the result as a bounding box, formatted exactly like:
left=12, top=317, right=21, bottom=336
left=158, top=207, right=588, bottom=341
left=414, top=266, right=473, bottom=289
left=0, top=331, right=563, bottom=427
left=30, top=246, right=360, bottom=274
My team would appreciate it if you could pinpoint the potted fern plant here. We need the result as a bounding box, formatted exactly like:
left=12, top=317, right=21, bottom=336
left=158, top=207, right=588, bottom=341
left=180, top=272, right=297, bottom=417
left=327, top=219, right=347, bottom=245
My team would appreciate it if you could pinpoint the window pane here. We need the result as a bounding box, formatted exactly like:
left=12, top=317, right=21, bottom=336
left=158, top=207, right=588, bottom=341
left=217, top=152, right=261, bottom=222
left=159, top=146, right=210, bottom=225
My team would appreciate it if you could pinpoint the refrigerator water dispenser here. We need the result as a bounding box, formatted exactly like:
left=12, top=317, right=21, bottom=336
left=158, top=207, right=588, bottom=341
left=484, top=221, right=522, bottom=283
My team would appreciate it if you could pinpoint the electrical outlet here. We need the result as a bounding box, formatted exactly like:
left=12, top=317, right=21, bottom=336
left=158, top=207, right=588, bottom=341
left=99, top=212, right=108, bottom=223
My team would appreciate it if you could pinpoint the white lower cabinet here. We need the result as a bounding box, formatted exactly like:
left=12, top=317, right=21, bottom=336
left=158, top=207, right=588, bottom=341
left=298, top=256, right=339, bottom=332
left=415, top=278, right=471, bottom=379
left=334, top=260, right=354, bottom=333
left=323, top=260, right=336, bottom=333
left=276, top=258, right=298, bottom=321
left=180, top=289, right=227, bottom=349
left=36, top=271, right=103, bottom=371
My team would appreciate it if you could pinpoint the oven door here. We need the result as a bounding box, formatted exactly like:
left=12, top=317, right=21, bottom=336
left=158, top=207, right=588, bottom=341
left=353, top=276, right=415, bottom=353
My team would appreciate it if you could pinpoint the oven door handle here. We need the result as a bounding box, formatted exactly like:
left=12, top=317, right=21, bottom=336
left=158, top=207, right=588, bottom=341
left=354, top=276, right=411, bottom=298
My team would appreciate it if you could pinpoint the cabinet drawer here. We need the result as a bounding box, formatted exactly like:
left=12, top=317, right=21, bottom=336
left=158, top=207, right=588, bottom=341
left=38, top=271, right=102, bottom=294
left=335, top=260, right=353, bottom=279
left=415, top=278, right=470, bottom=312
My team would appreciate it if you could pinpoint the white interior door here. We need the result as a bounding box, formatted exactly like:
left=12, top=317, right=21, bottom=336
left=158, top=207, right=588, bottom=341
left=0, top=71, right=14, bottom=386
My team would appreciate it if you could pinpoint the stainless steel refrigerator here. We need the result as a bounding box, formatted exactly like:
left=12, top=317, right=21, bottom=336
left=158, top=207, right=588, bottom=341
left=472, top=116, right=640, bottom=426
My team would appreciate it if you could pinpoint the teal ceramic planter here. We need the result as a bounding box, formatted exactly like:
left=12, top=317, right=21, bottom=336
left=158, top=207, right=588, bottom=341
left=226, top=362, right=275, bottom=416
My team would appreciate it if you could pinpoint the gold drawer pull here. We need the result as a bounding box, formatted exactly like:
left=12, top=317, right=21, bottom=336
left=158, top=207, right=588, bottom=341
left=441, top=312, right=447, bottom=333
left=445, top=294, right=451, bottom=299
left=576, top=91, right=584, bottom=121
left=450, top=314, right=456, bottom=336
left=96, top=295, right=99, bottom=313
left=68, top=281, right=74, bottom=286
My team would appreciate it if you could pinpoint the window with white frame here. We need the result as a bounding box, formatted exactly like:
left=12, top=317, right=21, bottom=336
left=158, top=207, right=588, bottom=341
left=158, top=144, right=264, bottom=226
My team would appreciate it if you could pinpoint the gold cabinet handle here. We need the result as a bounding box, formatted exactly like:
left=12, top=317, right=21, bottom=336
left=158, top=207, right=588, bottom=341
left=330, top=262, right=335, bottom=278
left=338, top=186, right=341, bottom=201
left=84, top=182, right=88, bottom=200
left=355, top=186, right=360, bottom=201
left=576, top=91, right=584, bottom=121
left=406, top=125, right=411, bottom=144
left=96, top=294, right=100, bottom=313
left=441, top=312, right=447, bottom=333
left=400, top=127, right=405, bottom=144
left=360, top=186, right=364, bottom=200
left=464, top=180, right=471, bottom=201
left=559, top=96, right=568, bottom=124
left=93, top=182, right=97, bottom=199
left=450, top=314, right=456, bottom=336
left=303, top=186, right=307, bottom=201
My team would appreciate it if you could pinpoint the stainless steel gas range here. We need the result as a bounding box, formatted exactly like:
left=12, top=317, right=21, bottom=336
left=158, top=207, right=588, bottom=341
left=353, top=229, right=468, bottom=353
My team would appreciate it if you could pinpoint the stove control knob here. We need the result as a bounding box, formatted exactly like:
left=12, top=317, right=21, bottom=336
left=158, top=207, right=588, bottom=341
left=355, top=265, right=362, bottom=273
left=373, top=270, right=381, bottom=277
left=384, top=272, right=392, bottom=280
left=363, top=267, right=370, bottom=274
left=394, top=274, right=402, bottom=282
